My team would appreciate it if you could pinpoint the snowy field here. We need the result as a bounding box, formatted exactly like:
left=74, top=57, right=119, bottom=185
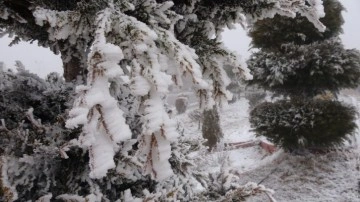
left=175, top=92, right=360, bottom=201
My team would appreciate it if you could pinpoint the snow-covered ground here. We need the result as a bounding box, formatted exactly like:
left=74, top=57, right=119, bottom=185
left=176, top=93, right=360, bottom=201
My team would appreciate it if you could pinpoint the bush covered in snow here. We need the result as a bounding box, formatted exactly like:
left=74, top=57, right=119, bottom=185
left=249, top=0, right=343, bottom=50
left=202, top=106, right=224, bottom=151
left=250, top=99, right=357, bottom=151
left=175, top=96, right=188, bottom=114
left=248, top=0, right=360, bottom=153
left=0, top=66, right=82, bottom=201
left=247, top=38, right=360, bottom=98
left=247, top=0, right=360, bottom=99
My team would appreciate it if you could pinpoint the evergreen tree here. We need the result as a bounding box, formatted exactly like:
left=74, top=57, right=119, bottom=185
left=248, top=0, right=360, bottom=151
left=250, top=99, right=357, bottom=151
left=0, top=64, right=208, bottom=201
left=0, top=0, right=327, bottom=200
left=202, top=106, right=223, bottom=151
left=249, top=0, right=343, bottom=51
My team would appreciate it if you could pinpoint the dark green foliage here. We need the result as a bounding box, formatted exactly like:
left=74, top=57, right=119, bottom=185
left=249, top=0, right=344, bottom=51
left=250, top=100, right=357, bottom=151
left=0, top=72, right=72, bottom=129
left=247, top=0, right=360, bottom=152
left=247, top=0, right=360, bottom=100
left=0, top=68, right=157, bottom=201
left=0, top=69, right=86, bottom=201
left=0, top=70, right=67, bottom=200
left=247, top=38, right=360, bottom=98
left=0, top=66, right=210, bottom=201
left=202, top=106, right=223, bottom=151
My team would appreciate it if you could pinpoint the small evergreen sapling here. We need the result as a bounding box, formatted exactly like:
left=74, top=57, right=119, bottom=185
left=202, top=106, right=224, bottom=151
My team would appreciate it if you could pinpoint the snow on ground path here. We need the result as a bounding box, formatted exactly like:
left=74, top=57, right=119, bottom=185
left=176, top=98, right=278, bottom=174
left=176, top=97, right=256, bottom=144
left=176, top=93, right=360, bottom=201
left=235, top=92, right=360, bottom=201
left=220, top=98, right=256, bottom=143
left=218, top=98, right=282, bottom=173
left=237, top=150, right=360, bottom=202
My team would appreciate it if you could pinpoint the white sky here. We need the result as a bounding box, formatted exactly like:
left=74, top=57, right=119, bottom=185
left=0, top=0, right=359, bottom=78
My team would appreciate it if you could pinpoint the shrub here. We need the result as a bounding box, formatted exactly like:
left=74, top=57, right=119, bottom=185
left=202, top=106, right=223, bottom=151
left=175, top=96, right=188, bottom=114
left=247, top=38, right=360, bottom=98
left=250, top=99, right=357, bottom=151
left=249, top=0, right=344, bottom=49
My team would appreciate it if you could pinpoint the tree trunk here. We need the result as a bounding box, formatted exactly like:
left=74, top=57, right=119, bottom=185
left=58, top=41, right=87, bottom=83
left=62, top=56, right=84, bottom=82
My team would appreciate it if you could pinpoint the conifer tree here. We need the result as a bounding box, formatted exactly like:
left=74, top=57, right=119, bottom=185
left=248, top=0, right=360, bottom=151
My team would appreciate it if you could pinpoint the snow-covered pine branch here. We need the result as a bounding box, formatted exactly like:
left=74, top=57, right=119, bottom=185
left=66, top=6, right=132, bottom=179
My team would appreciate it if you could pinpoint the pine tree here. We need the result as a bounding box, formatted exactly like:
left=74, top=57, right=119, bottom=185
left=202, top=106, right=223, bottom=151
left=0, top=0, right=327, bottom=200
left=248, top=0, right=360, bottom=151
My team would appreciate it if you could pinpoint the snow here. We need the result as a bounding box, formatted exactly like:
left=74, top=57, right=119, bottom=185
left=65, top=8, right=134, bottom=179
left=35, top=193, right=52, bottom=202
left=175, top=92, right=360, bottom=201
left=56, top=194, right=86, bottom=202
left=140, top=92, right=178, bottom=180
left=123, top=189, right=142, bottom=202
left=178, top=98, right=279, bottom=175
left=237, top=150, right=360, bottom=201
left=0, top=157, right=18, bottom=201
left=0, top=0, right=349, bottom=200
